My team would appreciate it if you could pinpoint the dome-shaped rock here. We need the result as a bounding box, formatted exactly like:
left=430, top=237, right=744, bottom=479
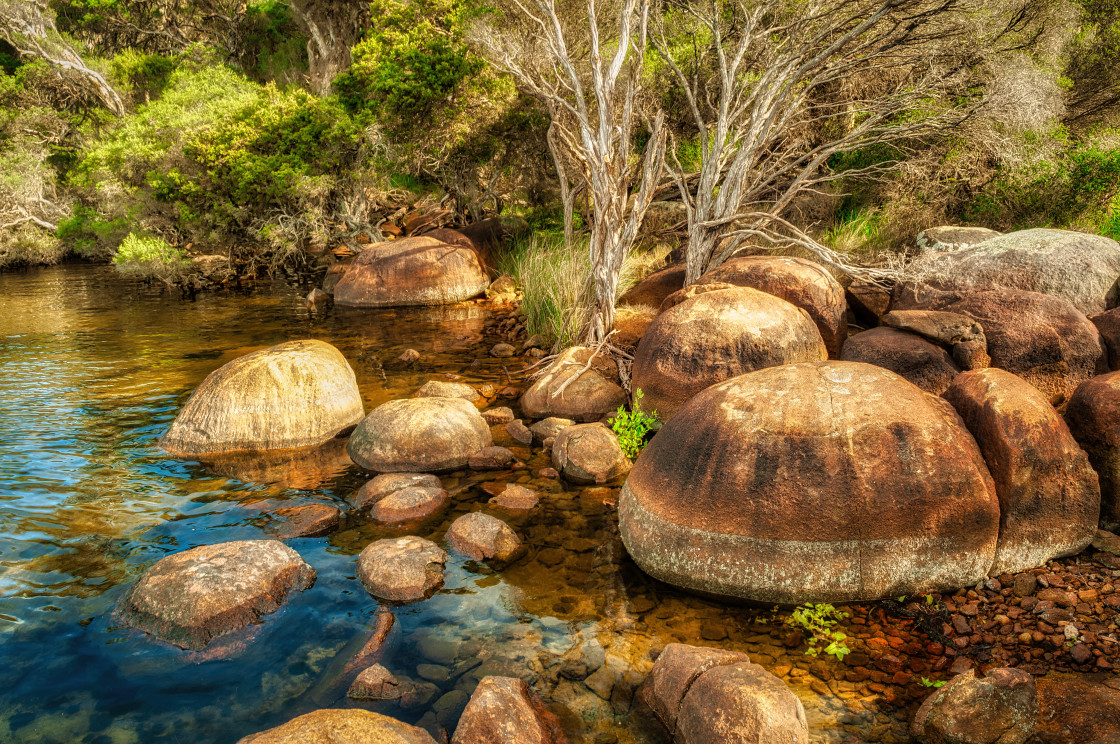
left=347, top=398, right=492, bottom=473
left=445, top=512, right=522, bottom=563
left=700, top=256, right=848, bottom=355
left=1066, top=371, right=1120, bottom=531
left=520, top=347, right=627, bottom=422
left=370, top=486, right=449, bottom=524
left=619, top=361, right=1000, bottom=604
left=552, top=423, right=630, bottom=484
left=160, top=340, right=364, bottom=456
left=944, top=369, right=1099, bottom=574
left=903, top=228, right=1120, bottom=315
left=333, top=236, right=489, bottom=307
left=451, top=675, right=567, bottom=744
left=413, top=380, right=480, bottom=402
left=911, top=668, right=1037, bottom=744
left=357, top=536, right=447, bottom=603
left=895, top=287, right=1102, bottom=406
left=677, top=662, right=809, bottom=744
left=657, top=282, right=736, bottom=314
left=236, top=709, right=438, bottom=744
left=352, top=473, right=442, bottom=510
left=619, top=265, right=686, bottom=308
left=117, top=540, right=316, bottom=650
left=841, top=327, right=961, bottom=394
left=631, top=288, right=827, bottom=420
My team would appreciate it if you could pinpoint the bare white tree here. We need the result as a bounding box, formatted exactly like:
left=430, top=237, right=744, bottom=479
left=475, top=0, right=668, bottom=343
left=0, top=0, right=126, bottom=117
left=653, top=0, right=979, bottom=284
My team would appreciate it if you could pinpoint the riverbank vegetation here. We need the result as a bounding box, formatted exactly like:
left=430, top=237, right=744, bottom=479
left=1, top=0, right=1119, bottom=339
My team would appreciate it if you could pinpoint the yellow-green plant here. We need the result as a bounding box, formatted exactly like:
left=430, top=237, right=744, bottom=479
left=786, top=602, right=851, bottom=661
left=611, top=389, right=659, bottom=459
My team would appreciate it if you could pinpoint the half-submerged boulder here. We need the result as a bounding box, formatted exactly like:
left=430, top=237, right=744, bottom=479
left=903, top=228, right=1120, bottom=316
left=943, top=369, right=1099, bottom=574
left=161, top=340, right=364, bottom=456
left=333, top=236, right=489, bottom=307
left=520, top=346, right=627, bottom=423
left=347, top=398, right=492, bottom=473
left=840, top=327, right=961, bottom=394
left=446, top=512, right=522, bottom=563
left=699, top=255, right=848, bottom=356
left=911, top=668, right=1038, bottom=744
left=118, top=540, right=316, bottom=650
left=552, top=423, right=630, bottom=484
left=236, top=709, right=438, bottom=744
left=1066, top=371, right=1120, bottom=531
left=357, top=536, right=447, bottom=604
left=631, top=287, right=827, bottom=421
left=452, top=676, right=567, bottom=744
left=619, top=361, right=1000, bottom=604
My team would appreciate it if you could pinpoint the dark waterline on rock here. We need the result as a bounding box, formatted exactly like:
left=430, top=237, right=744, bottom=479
left=0, top=263, right=1107, bottom=743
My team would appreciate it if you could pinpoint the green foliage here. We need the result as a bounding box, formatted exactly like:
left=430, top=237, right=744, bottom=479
left=112, top=232, right=189, bottom=282
left=241, top=0, right=309, bottom=84
left=786, top=603, right=851, bottom=661
left=109, top=50, right=177, bottom=104
left=56, top=204, right=131, bottom=259
left=336, top=0, right=486, bottom=123
left=919, top=677, right=947, bottom=688
left=612, top=390, right=659, bottom=459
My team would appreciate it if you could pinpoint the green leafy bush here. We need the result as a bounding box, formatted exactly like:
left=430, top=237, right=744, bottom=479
left=612, top=390, right=659, bottom=459
left=112, top=232, right=189, bottom=282
left=786, top=603, right=851, bottom=661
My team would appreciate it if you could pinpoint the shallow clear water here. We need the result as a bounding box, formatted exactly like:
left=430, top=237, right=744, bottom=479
left=0, top=263, right=906, bottom=743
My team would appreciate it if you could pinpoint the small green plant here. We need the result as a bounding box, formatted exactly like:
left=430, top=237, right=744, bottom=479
left=612, top=389, right=660, bottom=459
left=112, top=232, right=190, bottom=283
left=786, top=603, right=851, bottom=661
left=919, top=677, right=947, bottom=688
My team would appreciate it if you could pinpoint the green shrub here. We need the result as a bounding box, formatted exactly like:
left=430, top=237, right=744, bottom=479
left=109, top=50, right=177, bottom=104
left=786, top=603, right=851, bottom=661
left=112, top=232, right=189, bottom=282
left=611, top=390, right=660, bottom=459
left=57, top=204, right=131, bottom=260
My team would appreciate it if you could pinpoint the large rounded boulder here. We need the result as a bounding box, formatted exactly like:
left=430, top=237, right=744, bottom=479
left=619, top=361, right=1000, bottom=604
left=333, top=236, right=489, bottom=307
left=347, top=398, right=492, bottom=473
left=237, top=709, right=438, bottom=744
left=895, top=287, right=1102, bottom=406
left=699, top=256, right=848, bottom=355
left=1066, top=371, right=1120, bottom=530
left=117, top=540, right=316, bottom=650
left=520, top=346, right=627, bottom=422
left=160, top=340, right=364, bottom=456
left=903, top=228, right=1120, bottom=315
left=618, top=265, right=686, bottom=308
left=631, top=288, right=827, bottom=421
left=841, top=327, right=961, bottom=394
left=944, top=368, right=1099, bottom=574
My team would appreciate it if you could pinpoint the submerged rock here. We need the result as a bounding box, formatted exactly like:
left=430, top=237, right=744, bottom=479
left=640, top=643, right=750, bottom=734
left=1066, top=371, right=1120, bottom=531
left=347, top=398, right=492, bottom=473
left=446, top=512, right=522, bottom=563
left=348, top=663, right=402, bottom=701
left=677, top=661, right=809, bottom=744
left=911, top=668, right=1038, bottom=744
left=841, top=327, right=961, bottom=394
left=489, top=484, right=539, bottom=512
left=944, top=368, right=1099, bottom=574
left=552, top=423, right=630, bottom=485
left=370, top=486, right=449, bottom=525
left=333, top=236, right=489, bottom=307
left=451, top=676, right=567, bottom=744
left=631, top=287, right=827, bottom=420
left=469, top=446, right=517, bottom=471
left=118, top=540, right=316, bottom=650
left=270, top=504, right=341, bottom=539
left=160, top=340, right=364, bottom=456
left=357, top=537, right=447, bottom=603
left=699, top=255, right=848, bottom=356
left=520, top=347, right=627, bottom=423
left=352, top=473, right=442, bottom=510
left=236, top=709, right=438, bottom=744
left=619, top=361, right=1000, bottom=604
left=413, top=380, right=480, bottom=402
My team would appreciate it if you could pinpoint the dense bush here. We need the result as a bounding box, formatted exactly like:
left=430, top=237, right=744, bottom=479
left=112, top=232, right=190, bottom=282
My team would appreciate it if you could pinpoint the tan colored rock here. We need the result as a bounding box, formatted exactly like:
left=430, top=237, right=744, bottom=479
left=236, top=709, right=437, bottom=744
left=916, top=226, right=1002, bottom=253
left=700, top=256, right=849, bottom=356
left=841, top=327, right=961, bottom=394
left=505, top=420, right=533, bottom=445
left=451, top=676, right=567, bottom=744
left=944, top=369, right=1099, bottom=574
left=895, top=286, right=1103, bottom=406
left=270, top=504, right=341, bottom=539
left=846, top=277, right=892, bottom=324
left=333, top=236, right=488, bottom=307
left=413, top=381, right=480, bottom=401
left=619, top=361, right=1000, bottom=603
left=552, top=423, right=630, bottom=485
left=352, top=473, right=442, bottom=510
left=1035, top=676, right=1120, bottom=744
left=347, top=398, right=492, bottom=473
left=881, top=310, right=985, bottom=347
left=520, top=347, right=627, bottom=422
left=619, top=265, right=686, bottom=308
left=161, top=340, right=364, bottom=456
left=348, top=663, right=402, bottom=701
left=529, top=417, right=574, bottom=441
left=612, top=305, right=658, bottom=347
left=631, top=287, right=827, bottom=420
left=489, top=484, right=540, bottom=511
left=911, top=668, right=1037, bottom=744
left=1066, top=371, right=1120, bottom=530
left=1091, top=307, right=1120, bottom=371
left=469, top=446, right=516, bottom=471
left=676, top=662, right=809, bottom=744
left=357, top=537, right=446, bottom=603
left=658, top=282, right=737, bottom=314
left=118, top=540, right=316, bottom=650
left=446, top=512, right=522, bottom=563
left=370, top=486, right=449, bottom=524
left=482, top=407, right=516, bottom=425
left=641, top=644, right=750, bottom=734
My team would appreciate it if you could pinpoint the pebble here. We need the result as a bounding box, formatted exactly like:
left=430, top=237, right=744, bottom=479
left=490, top=343, right=516, bottom=357
left=481, top=407, right=516, bottom=425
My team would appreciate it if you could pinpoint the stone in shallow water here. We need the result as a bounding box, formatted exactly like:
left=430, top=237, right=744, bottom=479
left=482, top=407, right=516, bottom=425
left=413, top=380, right=480, bottom=401
left=370, top=486, right=449, bottom=524
left=469, top=446, right=516, bottom=471
left=520, top=347, right=627, bottom=423
left=160, top=339, right=364, bottom=456
left=117, top=540, right=316, bottom=651
left=269, top=504, right=341, bottom=539
left=911, top=668, right=1037, bottom=744
left=530, top=417, right=574, bottom=442
left=489, top=484, right=539, bottom=512
left=451, top=675, right=568, bottom=744
left=236, top=709, right=437, bottom=744
left=333, top=236, right=488, bottom=308
left=446, top=512, right=522, bottom=562
left=357, top=536, right=447, bottom=603
left=348, top=663, right=402, bottom=701
left=552, top=423, right=630, bottom=484
left=352, top=473, right=442, bottom=510
left=347, top=397, right=492, bottom=473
